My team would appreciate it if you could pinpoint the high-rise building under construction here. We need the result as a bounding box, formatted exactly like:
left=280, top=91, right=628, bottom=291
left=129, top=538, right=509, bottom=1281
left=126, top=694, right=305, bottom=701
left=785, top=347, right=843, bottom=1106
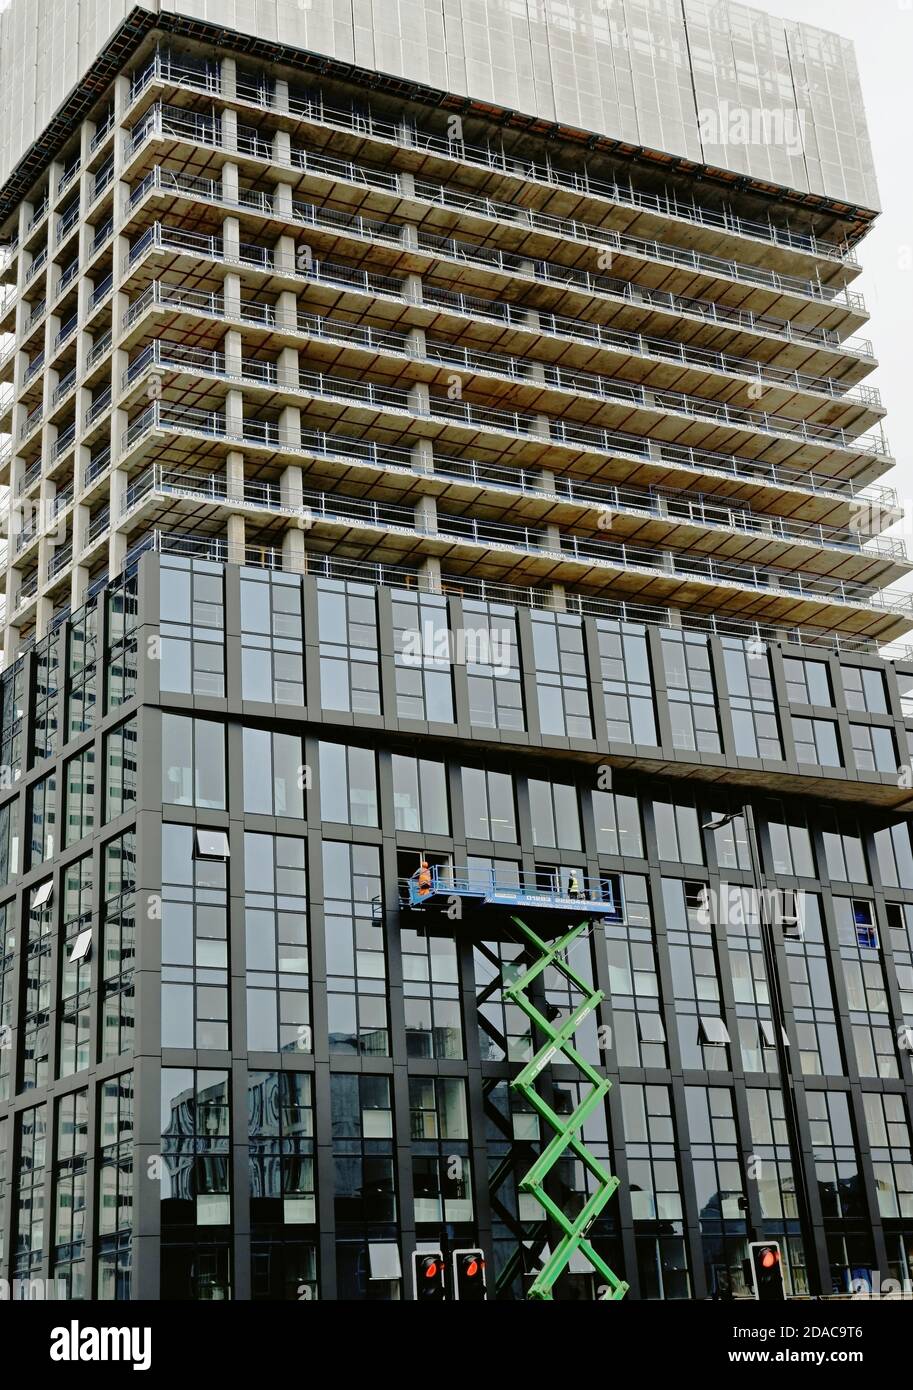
left=0, top=0, right=910, bottom=1301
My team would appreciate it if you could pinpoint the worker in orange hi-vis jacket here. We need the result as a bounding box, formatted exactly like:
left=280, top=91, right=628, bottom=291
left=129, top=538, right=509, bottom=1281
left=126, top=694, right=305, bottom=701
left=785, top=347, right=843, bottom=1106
left=416, top=859, right=432, bottom=897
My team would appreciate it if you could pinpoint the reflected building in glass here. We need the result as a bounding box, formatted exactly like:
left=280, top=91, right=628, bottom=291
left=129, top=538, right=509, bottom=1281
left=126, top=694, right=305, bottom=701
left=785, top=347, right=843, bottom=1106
left=0, top=0, right=909, bottom=1301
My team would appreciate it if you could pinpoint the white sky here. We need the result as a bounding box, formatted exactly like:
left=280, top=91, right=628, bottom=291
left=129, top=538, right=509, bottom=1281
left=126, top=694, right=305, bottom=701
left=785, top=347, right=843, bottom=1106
left=745, top=0, right=913, bottom=557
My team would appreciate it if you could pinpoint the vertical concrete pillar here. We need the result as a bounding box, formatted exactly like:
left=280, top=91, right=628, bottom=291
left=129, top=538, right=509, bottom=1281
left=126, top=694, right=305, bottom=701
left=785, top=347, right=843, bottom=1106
left=222, top=108, right=238, bottom=154
left=227, top=514, right=246, bottom=565
left=273, top=131, right=292, bottom=170
left=411, top=440, right=434, bottom=474
left=418, top=556, right=442, bottom=592
left=226, top=450, right=245, bottom=505
left=414, top=495, right=437, bottom=534
left=279, top=405, right=301, bottom=450
left=282, top=526, right=306, bottom=574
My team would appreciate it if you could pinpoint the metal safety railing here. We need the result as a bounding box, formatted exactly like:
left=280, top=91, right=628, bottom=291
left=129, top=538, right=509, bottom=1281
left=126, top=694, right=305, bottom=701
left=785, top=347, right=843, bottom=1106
left=128, top=47, right=860, bottom=267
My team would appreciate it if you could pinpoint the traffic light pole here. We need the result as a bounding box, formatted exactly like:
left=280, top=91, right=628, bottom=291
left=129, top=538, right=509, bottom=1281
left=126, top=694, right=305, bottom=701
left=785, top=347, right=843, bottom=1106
left=742, top=803, right=817, bottom=1295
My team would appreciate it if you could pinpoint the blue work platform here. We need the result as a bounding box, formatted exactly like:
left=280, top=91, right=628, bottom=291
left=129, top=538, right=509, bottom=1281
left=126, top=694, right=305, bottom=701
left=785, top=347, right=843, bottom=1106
left=406, top=865, right=624, bottom=924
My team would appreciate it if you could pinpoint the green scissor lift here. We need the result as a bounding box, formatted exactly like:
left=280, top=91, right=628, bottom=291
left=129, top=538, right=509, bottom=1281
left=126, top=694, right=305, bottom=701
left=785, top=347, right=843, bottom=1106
left=504, top=915, right=628, bottom=1301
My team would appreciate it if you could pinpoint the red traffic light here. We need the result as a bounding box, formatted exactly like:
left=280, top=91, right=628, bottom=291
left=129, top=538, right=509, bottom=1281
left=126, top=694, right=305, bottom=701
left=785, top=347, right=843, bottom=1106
left=453, top=1248, right=487, bottom=1301
left=413, top=1250, right=446, bottom=1301
left=749, top=1241, right=785, bottom=1301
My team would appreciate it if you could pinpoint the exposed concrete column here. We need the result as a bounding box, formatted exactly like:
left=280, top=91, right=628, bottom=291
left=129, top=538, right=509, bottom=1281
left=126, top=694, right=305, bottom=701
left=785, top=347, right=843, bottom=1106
left=74, top=387, right=92, bottom=463
left=70, top=500, right=89, bottom=557
left=108, top=464, right=129, bottom=575
left=532, top=414, right=550, bottom=440
left=76, top=189, right=93, bottom=267
left=545, top=584, right=567, bottom=612
left=42, top=359, right=58, bottom=421
left=38, top=473, right=54, bottom=544
left=70, top=502, right=90, bottom=609
left=221, top=107, right=238, bottom=154
left=400, top=222, right=419, bottom=251
left=110, top=340, right=129, bottom=428
left=405, top=326, right=426, bottom=359
left=274, top=233, right=296, bottom=275
left=111, top=290, right=129, bottom=351
left=13, top=295, right=29, bottom=340
left=274, top=78, right=290, bottom=114
left=47, top=161, right=64, bottom=215
left=273, top=181, right=293, bottom=218
left=226, top=450, right=245, bottom=506
left=544, top=523, right=562, bottom=552
left=70, top=565, right=89, bottom=613
left=221, top=162, right=239, bottom=206
left=411, top=440, right=434, bottom=474
left=414, top=495, right=437, bottom=534
left=76, top=281, right=94, bottom=379
left=221, top=56, right=237, bottom=99
left=223, top=271, right=242, bottom=321
left=112, top=232, right=131, bottom=284
left=418, top=556, right=442, bottom=592
left=280, top=464, right=303, bottom=512
left=538, top=468, right=556, bottom=493
left=110, top=405, right=128, bottom=468
left=408, top=381, right=430, bottom=417
left=79, top=116, right=93, bottom=165
left=226, top=514, right=246, bottom=565
left=225, top=388, right=244, bottom=441
left=113, top=72, right=131, bottom=123
left=11, top=346, right=27, bottom=400
left=2, top=617, right=21, bottom=665
left=8, top=452, right=25, bottom=504
left=224, top=329, right=243, bottom=379
left=35, top=591, right=52, bottom=642
left=273, top=131, right=292, bottom=171
left=113, top=178, right=131, bottom=231
left=42, top=317, right=58, bottom=393
left=279, top=405, right=301, bottom=450
left=278, top=346, right=299, bottom=389
left=276, top=289, right=297, bottom=332
left=14, top=203, right=29, bottom=297
left=282, top=525, right=306, bottom=574
left=223, top=214, right=240, bottom=265
left=403, top=273, right=423, bottom=305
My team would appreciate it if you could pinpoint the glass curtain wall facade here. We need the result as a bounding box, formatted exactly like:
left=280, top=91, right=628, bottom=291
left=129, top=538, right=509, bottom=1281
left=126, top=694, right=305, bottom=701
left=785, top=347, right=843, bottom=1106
left=0, top=0, right=907, bottom=1302
left=0, top=555, right=907, bottom=1298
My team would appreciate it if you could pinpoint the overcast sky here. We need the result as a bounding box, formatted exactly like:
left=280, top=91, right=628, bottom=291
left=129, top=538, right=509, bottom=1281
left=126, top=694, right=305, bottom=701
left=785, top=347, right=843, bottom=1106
left=760, top=0, right=913, bottom=559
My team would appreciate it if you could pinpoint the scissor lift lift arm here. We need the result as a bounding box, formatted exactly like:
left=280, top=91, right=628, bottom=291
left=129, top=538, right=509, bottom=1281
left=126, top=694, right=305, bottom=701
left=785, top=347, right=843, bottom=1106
left=505, top=915, right=628, bottom=1301
left=405, top=865, right=628, bottom=1301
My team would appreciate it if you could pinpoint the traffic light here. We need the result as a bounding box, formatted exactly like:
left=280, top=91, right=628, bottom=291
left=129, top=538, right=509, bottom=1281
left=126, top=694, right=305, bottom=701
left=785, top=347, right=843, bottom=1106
left=412, top=1249, right=445, bottom=1302
left=452, top=1248, right=487, bottom=1301
left=748, top=1241, right=785, bottom=1301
